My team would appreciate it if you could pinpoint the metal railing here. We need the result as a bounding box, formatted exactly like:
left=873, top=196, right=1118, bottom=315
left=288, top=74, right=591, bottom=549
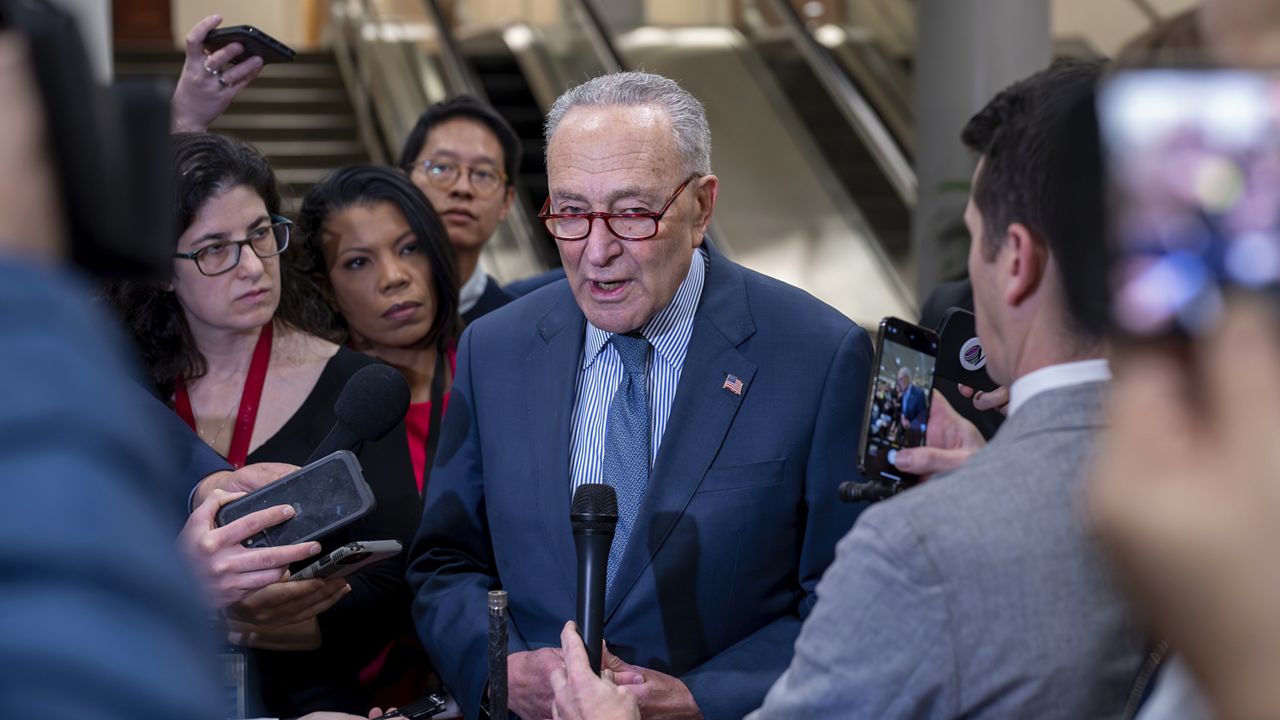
left=766, top=0, right=917, bottom=207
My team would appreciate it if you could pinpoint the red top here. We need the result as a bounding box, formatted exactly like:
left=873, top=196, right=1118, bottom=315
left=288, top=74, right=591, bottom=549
left=404, top=345, right=456, bottom=494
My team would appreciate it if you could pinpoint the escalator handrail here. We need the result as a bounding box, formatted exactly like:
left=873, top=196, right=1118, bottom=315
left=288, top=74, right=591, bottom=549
left=764, top=0, right=918, bottom=208
left=418, top=0, right=487, bottom=100
left=573, top=0, right=625, bottom=74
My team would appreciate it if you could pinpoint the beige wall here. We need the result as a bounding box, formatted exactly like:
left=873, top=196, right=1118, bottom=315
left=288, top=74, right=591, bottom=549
left=1052, top=0, right=1200, bottom=57
left=172, top=0, right=327, bottom=49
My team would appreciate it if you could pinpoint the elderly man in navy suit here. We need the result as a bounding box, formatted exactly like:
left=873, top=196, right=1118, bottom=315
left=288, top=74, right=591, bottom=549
left=408, top=71, right=873, bottom=720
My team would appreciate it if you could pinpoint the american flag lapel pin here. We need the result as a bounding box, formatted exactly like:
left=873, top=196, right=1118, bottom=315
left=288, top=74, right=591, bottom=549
left=722, top=373, right=744, bottom=396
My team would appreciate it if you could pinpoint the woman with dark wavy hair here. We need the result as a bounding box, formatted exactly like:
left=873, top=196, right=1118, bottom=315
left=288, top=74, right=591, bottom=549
left=296, top=165, right=461, bottom=491
left=105, top=133, right=419, bottom=718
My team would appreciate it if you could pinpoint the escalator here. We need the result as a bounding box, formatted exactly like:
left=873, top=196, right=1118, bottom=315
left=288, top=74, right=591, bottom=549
left=456, top=33, right=551, bottom=256
left=590, top=4, right=916, bottom=323
left=754, top=32, right=911, bottom=259
left=337, top=0, right=918, bottom=323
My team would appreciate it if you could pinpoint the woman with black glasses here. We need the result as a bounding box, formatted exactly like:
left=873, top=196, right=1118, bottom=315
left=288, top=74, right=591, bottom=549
left=106, top=132, right=418, bottom=718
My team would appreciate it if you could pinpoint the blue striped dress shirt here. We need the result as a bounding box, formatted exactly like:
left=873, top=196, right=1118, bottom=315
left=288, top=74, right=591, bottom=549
left=569, top=248, right=707, bottom=495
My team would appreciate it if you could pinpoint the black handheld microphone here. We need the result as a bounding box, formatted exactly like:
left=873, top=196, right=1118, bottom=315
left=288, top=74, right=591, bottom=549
left=838, top=480, right=899, bottom=504
left=306, top=364, right=410, bottom=464
left=570, top=483, right=618, bottom=675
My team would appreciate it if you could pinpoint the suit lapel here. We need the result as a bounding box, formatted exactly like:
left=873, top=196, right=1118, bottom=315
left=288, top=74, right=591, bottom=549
left=525, top=292, right=586, bottom=603
left=605, top=248, right=758, bottom=620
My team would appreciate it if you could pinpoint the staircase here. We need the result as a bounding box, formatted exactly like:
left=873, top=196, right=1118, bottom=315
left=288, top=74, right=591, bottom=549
left=113, top=50, right=370, bottom=211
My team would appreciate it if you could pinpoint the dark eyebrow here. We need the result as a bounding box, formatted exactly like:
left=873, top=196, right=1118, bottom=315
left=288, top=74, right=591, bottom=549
left=335, top=229, right=416, bottom=257
left=191, top=215, right=270, bottom=249
left=427, top=150, right=501, bottom=167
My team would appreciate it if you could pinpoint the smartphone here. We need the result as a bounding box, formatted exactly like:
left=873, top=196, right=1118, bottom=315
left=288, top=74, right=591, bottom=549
left=1098, top=68, right=1280, bottom=337
left=372, top=693, right=447, bottom=719
left=290, top=540, right=402, bottom=581
left=934, top=308, right=998, bottom=392
left=857, top=317, right=939, bottom=487
left=215, top=451, right=375, bottom=548
left=204, top=25, right=296, bottom=65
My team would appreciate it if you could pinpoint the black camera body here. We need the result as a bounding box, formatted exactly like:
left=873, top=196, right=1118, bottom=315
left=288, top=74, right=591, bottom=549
left=1, top=0, right=173, bottom=279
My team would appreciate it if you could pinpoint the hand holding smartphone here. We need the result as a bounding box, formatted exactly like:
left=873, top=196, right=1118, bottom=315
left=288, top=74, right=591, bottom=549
left=203, top=25, right=295, bottom=65
left=214, top=451, right=376, bottom=548
left=289, top=540, right=402, bottom=582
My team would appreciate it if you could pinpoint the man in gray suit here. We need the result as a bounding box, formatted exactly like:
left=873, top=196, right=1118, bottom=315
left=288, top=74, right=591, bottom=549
left=747, top=59, right=1146, bottom=719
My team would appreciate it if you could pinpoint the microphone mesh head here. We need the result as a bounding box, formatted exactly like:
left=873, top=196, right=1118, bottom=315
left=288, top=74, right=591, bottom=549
left=571, top=483, right=618, bottom=532
left=334, top=364, right=411, bottom=442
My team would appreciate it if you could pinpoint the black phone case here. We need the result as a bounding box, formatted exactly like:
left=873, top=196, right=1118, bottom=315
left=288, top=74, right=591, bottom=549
left=214, top=451, right=375, bottom=547
left=934, top=307, right=999, bottom=392
left=204, top=25, right=296, bottom=64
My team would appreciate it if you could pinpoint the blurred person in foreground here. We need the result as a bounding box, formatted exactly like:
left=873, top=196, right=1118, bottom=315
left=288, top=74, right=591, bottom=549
left=408, top=70, right=872, bottom=720
left=1089, top=1, right=1280, bottom=719
left=0, top=27, right=222, bottom=720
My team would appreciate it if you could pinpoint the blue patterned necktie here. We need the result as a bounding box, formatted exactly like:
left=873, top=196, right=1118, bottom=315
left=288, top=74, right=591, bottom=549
left=601, top=332, right=651, bottom=596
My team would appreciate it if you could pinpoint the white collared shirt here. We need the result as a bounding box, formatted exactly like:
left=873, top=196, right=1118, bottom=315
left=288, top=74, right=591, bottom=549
left=458, top=261, right=489, bottom=316
left=568, top=248, right=707, bottom=494
left=1007, top=358, right=1112, bottom=417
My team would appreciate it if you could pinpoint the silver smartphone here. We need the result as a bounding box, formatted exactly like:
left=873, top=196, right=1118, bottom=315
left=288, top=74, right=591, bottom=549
left=289, top=539, right=402, bottom=581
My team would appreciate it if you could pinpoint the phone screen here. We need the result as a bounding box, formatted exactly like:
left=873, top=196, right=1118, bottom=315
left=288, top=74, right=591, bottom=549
left=860, top=318, right=938, bottom=486
left=1099, top=69, right=1280, bottom=336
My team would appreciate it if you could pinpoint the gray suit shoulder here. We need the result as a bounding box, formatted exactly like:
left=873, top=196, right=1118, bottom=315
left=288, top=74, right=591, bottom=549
left=836, top=384, right=1144, bottom=719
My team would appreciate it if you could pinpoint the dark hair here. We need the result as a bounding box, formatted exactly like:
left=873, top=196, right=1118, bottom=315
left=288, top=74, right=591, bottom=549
left=105, top=132, right=337, bottom=398
left=295, top=164, right=461, bottom=353
left=396, top=95, right=522, bottom=186
left=961, top=59, right=1106, bottom=261
left=961, top=59, right=1108, bottom=341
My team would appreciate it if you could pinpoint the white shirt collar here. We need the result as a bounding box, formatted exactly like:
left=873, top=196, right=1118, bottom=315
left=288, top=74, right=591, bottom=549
left=1007, top=358, right=1111, bottom=417
left=458, top=261, right=488, bottom=315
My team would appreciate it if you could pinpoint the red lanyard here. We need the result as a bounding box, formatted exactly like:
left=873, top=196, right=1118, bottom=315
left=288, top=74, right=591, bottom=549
left=174, top=322, right=274, bottom=469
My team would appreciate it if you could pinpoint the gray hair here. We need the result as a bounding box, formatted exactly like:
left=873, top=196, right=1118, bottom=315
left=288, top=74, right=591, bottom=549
left=544, top=71, right=712, bottom=177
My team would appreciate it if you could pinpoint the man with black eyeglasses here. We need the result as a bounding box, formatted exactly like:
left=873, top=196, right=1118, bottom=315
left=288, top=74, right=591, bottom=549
left=398, top=95, right=519, bottom=324
left=407, top=71, right=873, bottom=720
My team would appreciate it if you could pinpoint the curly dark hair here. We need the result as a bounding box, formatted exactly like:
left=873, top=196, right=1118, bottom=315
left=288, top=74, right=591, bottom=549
left=295, top=164, right=461, bottom=353
left=104, top=132, right=338, bottom=399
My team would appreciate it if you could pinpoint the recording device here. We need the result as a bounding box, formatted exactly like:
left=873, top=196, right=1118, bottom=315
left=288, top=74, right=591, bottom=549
left=305, top=364, right=411, bottom=464
left=203, top=25, right=296, bottom=65
left=934, top=308, right=997, bottom=392
left=215, top=451, right=375, bottom=548
left=371, top=693, right=447, bottom=719
left=0, top=0, right=173, bottom=279
left=848, top=317, right=938, bottom=502
left=1099, top=68, right=1280, bottom=337
left=488, top=590, right=509, bottom=720
left=571, top=483, right=618, bottom=674
left=289, top=539, right=401, bottom=581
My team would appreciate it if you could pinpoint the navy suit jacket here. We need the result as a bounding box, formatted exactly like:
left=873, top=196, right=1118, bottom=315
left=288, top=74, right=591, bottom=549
left=408, top=247, right=872, bottom=720
left=901, top=383, right=927, bottom=428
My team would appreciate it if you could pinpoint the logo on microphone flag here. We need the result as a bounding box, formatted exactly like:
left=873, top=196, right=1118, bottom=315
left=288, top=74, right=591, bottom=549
left=722, top=374, right=744, bottom=396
